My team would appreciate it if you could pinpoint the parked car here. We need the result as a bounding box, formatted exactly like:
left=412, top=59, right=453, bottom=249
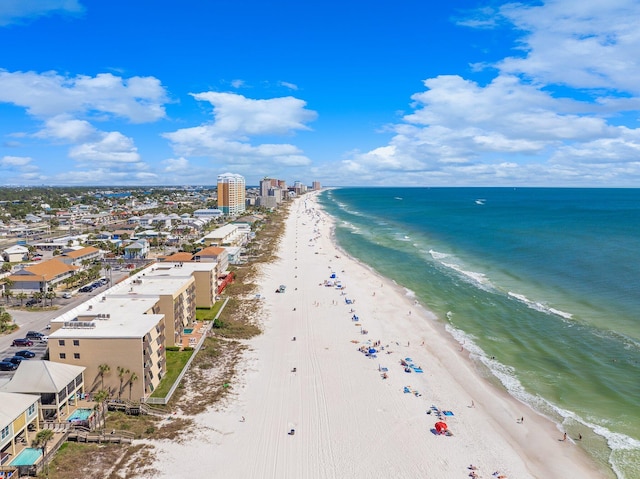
left=12, top=338, right=34, bottom=347
left=79, top=285, right=92, bottom=293
left=62, top=292, right=73, bottom=299
left=0, top=361, right=18, bottom=371
left=25, top=332, right=47, bottom=342
left=15, top=350, right=36, bottom=358
left=3, top=356, right=27, bottom=365
left=25, top=299, right=38, bottom=307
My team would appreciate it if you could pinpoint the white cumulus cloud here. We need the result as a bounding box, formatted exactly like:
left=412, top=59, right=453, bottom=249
left=164, top=91, right=316, bottom=170
left=0, top=70, right=168, bottom=122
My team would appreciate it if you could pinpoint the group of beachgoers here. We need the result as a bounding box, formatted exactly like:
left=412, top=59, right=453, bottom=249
left=296, top=200, right=518, bottom=478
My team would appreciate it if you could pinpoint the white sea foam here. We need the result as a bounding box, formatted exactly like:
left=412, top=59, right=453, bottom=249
left=428, top=249, right=449, bottom=260
left=427, top=250, right=495, bottom=291
left=404, top=288, right=416, bottom=298
left=507, top=292, right=574, bottom=320
left=445, top=323, right=639, bottom=479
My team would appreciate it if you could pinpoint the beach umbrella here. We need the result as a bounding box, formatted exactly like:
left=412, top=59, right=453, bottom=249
left=368, top=348, right=377, bottom=354
left=435, top=421, right=448, bottom=433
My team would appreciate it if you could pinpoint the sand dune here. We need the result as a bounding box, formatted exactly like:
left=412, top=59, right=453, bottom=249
left=144, top=193, right=607, bottom=479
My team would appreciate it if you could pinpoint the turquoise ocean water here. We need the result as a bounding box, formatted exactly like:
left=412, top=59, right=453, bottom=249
left=319, top=187, right=640, bottom=479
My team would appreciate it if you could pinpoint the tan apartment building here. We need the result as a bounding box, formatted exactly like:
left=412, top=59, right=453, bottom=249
left=47, top=261, right=217, bottom=400
left=49, top=295, right=165, bottom=400
left=217, top=172, right=246, bottom=216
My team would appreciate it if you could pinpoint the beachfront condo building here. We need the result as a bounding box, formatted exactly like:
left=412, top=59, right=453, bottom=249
left=48, top=295, right=166, bottom=400
left=217, top=172, right=246, bottom=216
left=0, top=391, right=40, bottom=462
left=47, top=261, right=218, bottom=400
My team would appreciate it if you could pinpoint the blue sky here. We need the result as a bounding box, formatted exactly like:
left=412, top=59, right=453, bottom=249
left=1, top=0, right=640, bottom=187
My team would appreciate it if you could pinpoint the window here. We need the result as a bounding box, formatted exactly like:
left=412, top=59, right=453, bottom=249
left=59, top=353, right=66, bottom=359
left=1, top=426, right=9, bottom=440
left=28, top=404, right=36, bottom=416
left=73, top=353, right=80, bottom=359
left=73, top=340, right=80, bottom=346
left=58, top=339, right=65, bottom=346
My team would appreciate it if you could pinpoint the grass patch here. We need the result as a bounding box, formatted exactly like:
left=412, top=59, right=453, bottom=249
left=196, top=300, right=224, bottom=321
left=150, top=349, right=193, bottom=398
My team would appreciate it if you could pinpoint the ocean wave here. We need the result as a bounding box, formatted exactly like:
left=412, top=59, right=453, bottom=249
left=335, top=201, right=365, bottom=217
left=507, top=291, right=573, bottom=320
left=428, top=250, right=493, bottom=289
left=445, top=323, right=639, bottom=479
left=442, top=262, right=493, bottom=289
left=428, top=249, right=450, bottom=260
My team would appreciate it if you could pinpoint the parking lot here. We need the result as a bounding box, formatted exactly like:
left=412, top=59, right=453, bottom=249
left=0, top=336, right=49, bottom=379
left=0, top=270, right=129, bottom=381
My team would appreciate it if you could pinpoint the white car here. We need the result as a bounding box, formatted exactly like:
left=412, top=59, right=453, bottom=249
left=62, top=292, right=72, bottom=299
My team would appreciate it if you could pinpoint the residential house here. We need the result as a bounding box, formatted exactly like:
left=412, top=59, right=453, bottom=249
left=123, top=240, right=149, bottom=260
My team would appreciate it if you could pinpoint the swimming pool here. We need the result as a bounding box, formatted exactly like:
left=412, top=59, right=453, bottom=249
left=183, top=328, right=193, bottom=334
left=10, top=447, right=42, bottom=466
left=67, top=408, right=93, bottom=422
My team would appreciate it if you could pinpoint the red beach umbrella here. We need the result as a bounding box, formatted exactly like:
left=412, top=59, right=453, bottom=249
left=435, top=421, right=448, bottom=433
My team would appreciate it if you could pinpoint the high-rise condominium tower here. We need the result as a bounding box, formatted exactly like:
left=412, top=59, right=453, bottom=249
left=217, top=173, right=246, bottom=216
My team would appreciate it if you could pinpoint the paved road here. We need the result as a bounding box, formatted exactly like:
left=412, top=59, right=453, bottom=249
left=0, top=271, right=129, bottom=380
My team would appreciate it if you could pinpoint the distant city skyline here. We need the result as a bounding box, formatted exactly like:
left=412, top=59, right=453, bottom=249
left=1, top=1, right=640, bottom=187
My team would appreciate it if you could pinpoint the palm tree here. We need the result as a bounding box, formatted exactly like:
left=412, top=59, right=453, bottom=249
left=2, top=288, right=13, bottom=306
left=16, top=292, right=27, bottom=306
left=45, top=291, right=56, bottom=306
left=97, top=363, right=110, bottom=391
left=93, top=389, right=109, bottom=429
left=32, top=291, right=44, bottom=307
left=127, top=372, right=139, bottom=401
left=32, top=428, right=54, bottom=475
left=104, top=263, right=112, bottom=284
left=117, top=366, right=130, bottom=399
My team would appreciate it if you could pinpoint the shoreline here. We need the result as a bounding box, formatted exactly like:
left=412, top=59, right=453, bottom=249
left=143, top=193, right=609, bottom=478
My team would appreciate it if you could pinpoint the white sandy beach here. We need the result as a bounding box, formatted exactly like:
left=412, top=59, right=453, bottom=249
left=143, top=193, right=608, bottom=479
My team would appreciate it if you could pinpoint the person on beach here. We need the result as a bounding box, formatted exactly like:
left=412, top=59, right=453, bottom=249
left=563, top=432, right=567, bottom=441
